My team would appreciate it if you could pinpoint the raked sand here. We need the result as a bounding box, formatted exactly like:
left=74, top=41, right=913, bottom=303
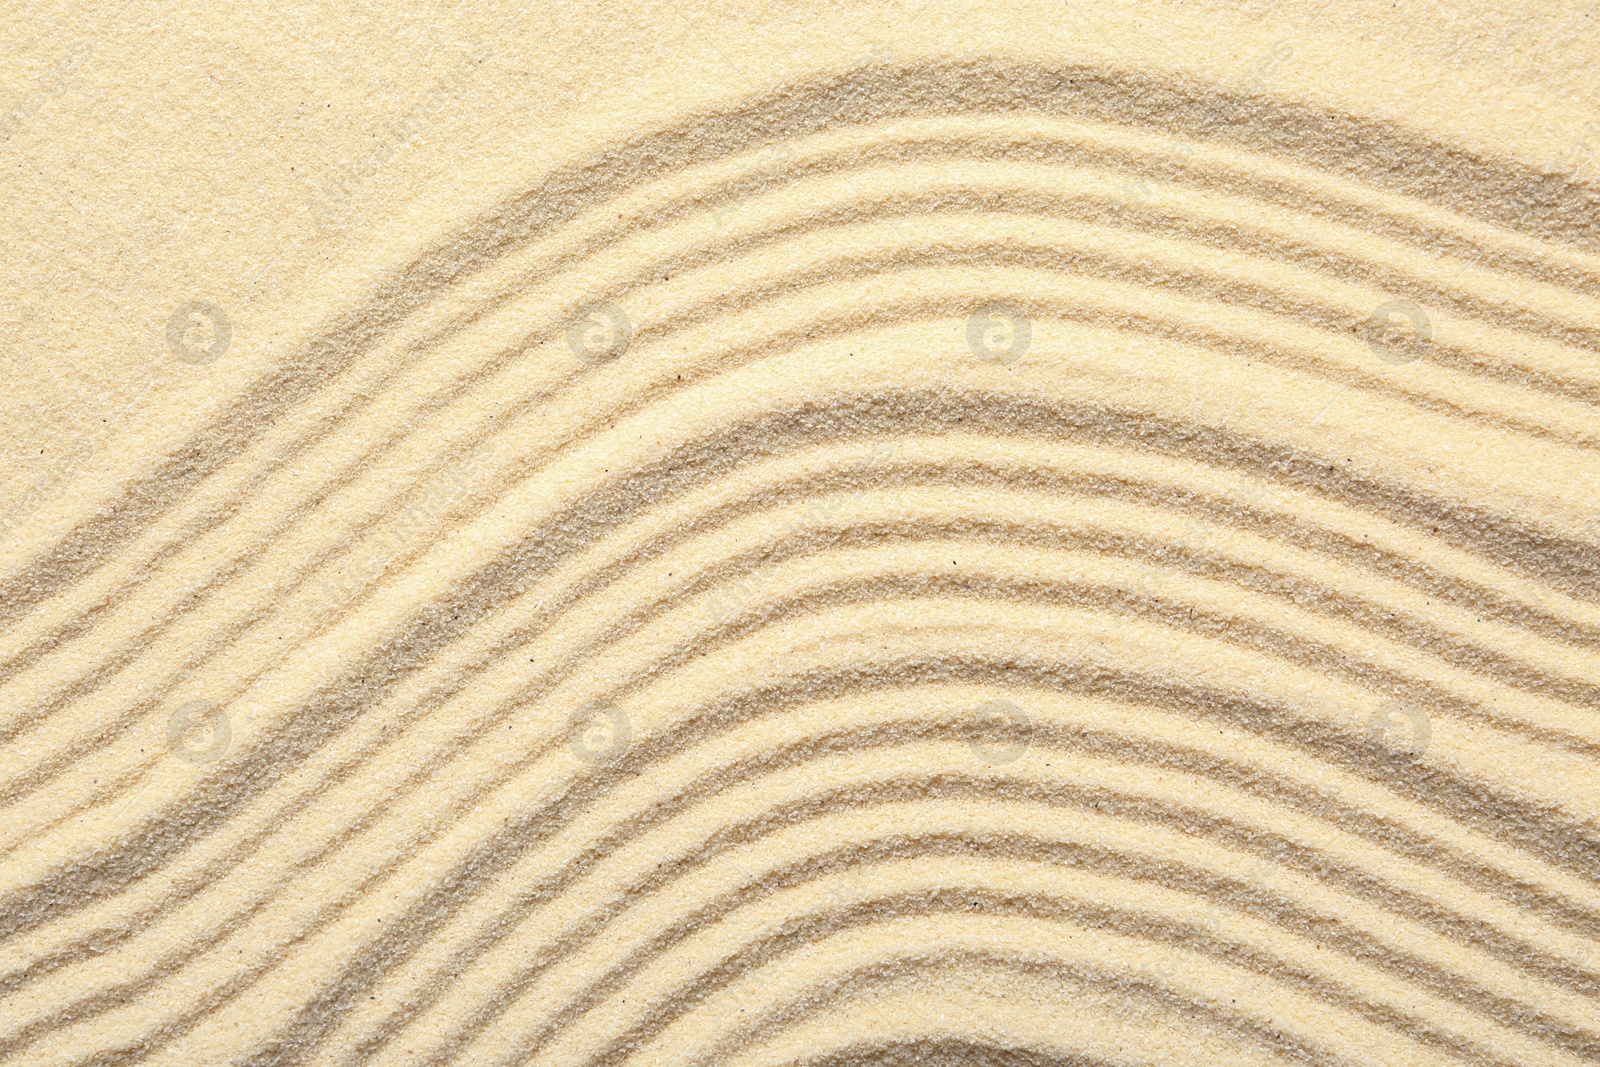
left=1, top=3, right=1599, bottom=1065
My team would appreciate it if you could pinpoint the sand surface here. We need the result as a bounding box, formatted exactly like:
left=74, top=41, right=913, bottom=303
left=2, top=2, right=1599, bottom=1064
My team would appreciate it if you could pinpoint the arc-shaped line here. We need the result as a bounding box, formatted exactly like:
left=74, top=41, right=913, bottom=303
left=6, top=255, right=1593, bottom=825
left=7, top=187, right=1596, bottom=730
left=12, top=403, right=1600, bottom=959
left=6, top=463, right=1593, bottom=979
left=695, top=954, right=1347, bottom=1067
left=790, top=1035, right=1132, bottom=1067
left=8, top=410, right=1596, bottom=821
left=505, top=891, right=1521, bottom=1067
left=15, top=158, right=1600, bottom=655
left=31, top=748, right=1580, bottom=1067
left=7, top=122, right=1598, bottom=770
left=25, top=667, right=1600, bottom=1067
left=546, top=234, right=1600, bottom=447
left=335, top=826, right=1598, bottom=1067
left=18, top=525, right=1599, bottom=869
left=470, top=178, right=1600, bottom=412
left=419, top=120, right=1600, bottom=367
left=3, top=55, right=1597, bottom=630
left=8, top=509, right=1600, bottom=1031
left=18, top=604, right=1600, bottom=1055
left=9, top=173, right=1576, bottom=698
left=4, top=370, right=1594, bottom=812
left=12, top=60, right=1600, bottom=1067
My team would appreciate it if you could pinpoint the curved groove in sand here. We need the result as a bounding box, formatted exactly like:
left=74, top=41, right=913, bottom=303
left=3, top=56, right=1599, bottom=1067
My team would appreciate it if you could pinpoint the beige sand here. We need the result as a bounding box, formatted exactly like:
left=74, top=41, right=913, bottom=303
left=2, top=2, right=1599, bottom=1064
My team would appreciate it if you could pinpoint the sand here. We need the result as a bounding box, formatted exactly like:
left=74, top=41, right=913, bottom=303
left=1, top=2, right=1598, bottom=1064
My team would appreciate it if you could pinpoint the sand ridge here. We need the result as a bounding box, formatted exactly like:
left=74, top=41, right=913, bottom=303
left=1, top=12, right=1598, bottom=1067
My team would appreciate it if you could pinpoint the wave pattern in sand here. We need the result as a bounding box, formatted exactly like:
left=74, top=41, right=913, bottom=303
left=1, top=60, right=1599, bottom=1067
